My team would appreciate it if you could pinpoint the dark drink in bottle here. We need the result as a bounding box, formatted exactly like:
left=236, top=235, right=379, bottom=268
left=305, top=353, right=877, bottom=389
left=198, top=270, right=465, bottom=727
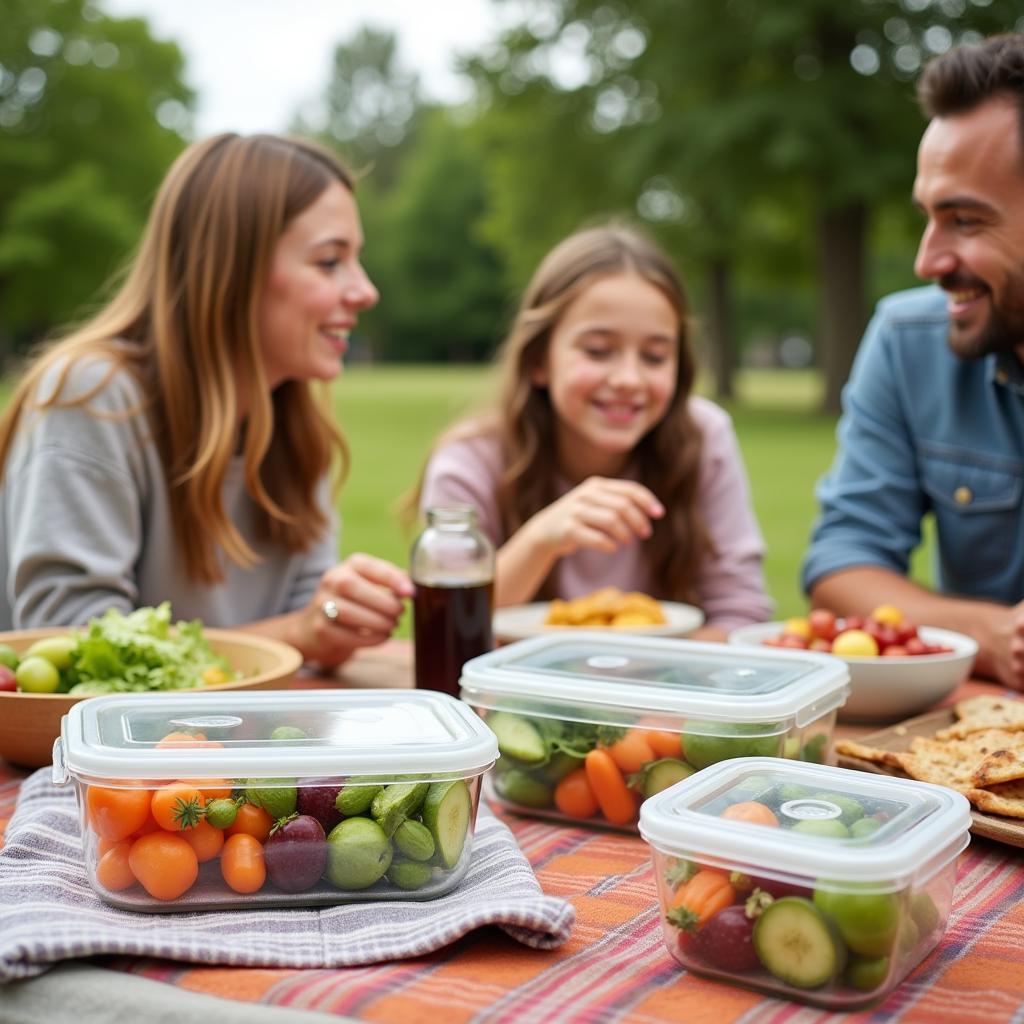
left=411, top=506, right=495, bottom=698
left=413, top=581, right=495, bottom=697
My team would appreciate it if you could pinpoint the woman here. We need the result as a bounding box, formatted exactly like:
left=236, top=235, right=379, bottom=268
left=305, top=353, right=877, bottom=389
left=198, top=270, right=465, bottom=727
left=0, top=133, right=412, bottom=665
left=412, top=223, right=771, bottom=638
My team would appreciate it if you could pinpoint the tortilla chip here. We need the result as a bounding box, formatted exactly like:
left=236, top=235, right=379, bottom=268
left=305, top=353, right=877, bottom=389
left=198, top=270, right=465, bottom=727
left=965, top=779, right=1024, bottom=819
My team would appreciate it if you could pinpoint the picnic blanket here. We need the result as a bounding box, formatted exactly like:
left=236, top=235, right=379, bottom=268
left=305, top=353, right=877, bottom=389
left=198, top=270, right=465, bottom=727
left=0, top=768, right=574, bottom=983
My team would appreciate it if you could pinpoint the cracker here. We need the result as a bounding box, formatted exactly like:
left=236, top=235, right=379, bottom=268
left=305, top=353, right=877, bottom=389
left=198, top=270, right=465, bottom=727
left=938, top=695, right=1024, bottom=739
left=971, top=745, right=1024, bottom=787
left=965, top=779, right=1024, bottom=819
left=840, top=697, right=1024, bottom=822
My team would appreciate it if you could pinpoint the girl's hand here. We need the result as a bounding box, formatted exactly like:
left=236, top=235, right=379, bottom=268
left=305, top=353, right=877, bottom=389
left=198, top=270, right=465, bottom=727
left=525, top=477, right=665, bottom=558
left=299, top=554, right=414, bottom=667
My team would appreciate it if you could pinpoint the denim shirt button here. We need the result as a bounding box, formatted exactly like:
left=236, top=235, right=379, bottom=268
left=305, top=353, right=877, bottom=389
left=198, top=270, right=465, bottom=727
left=954, top=486, right=973, bottom=505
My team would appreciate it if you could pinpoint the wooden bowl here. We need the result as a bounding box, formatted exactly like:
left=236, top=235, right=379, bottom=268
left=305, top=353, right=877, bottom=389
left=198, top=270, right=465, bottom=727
left=0, top=628, right=303, bottom=768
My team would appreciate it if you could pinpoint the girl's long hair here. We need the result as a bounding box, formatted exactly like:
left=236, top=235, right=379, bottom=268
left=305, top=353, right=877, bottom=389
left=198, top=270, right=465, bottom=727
left=411, top=223, right=710, bottom=602
left=0, top=133, right=352, bottom=582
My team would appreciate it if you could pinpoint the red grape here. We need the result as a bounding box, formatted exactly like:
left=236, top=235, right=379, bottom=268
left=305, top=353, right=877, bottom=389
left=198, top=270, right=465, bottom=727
left=694, top=904, right=760, bottom=971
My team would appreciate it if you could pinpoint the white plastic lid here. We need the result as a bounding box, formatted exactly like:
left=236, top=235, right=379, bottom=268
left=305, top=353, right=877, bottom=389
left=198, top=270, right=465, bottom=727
left=639, top=757, right=972, bottom=885
left=55, top=689, right=498, bottom=783
left=460, top=633, right=850, bottom=730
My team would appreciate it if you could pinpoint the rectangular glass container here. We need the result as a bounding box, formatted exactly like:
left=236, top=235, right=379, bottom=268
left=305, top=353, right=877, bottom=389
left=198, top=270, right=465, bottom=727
left=639, top=757, right=971, bottom=1008
left=459, top=632, right=850, bottom=830
left=53, top=689, right=497, bottom=911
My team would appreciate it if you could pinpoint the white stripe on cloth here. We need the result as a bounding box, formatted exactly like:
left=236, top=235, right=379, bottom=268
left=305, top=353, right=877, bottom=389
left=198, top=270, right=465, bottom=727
left=0, top=768, right=575, bottom=983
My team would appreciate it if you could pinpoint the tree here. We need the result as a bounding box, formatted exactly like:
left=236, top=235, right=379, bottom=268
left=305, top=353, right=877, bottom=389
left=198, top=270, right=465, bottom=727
left=465, top=0, right=1022, bottom=409
left=309, top=27, right=508, bottom=363
left=0, top=0, right=193, bottom=359
left=297, top=26, right=423, bottom=192
left=365, top=109, right=509, bottom=362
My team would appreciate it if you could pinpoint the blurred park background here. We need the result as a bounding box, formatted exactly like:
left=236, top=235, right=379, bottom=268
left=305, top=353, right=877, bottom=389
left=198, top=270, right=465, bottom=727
left=3, top=0, right=1017, bottom=622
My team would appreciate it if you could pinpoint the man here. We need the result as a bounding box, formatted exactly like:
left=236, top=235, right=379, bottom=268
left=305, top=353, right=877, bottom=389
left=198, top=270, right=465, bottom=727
left=802, top=34, right=1024, bottom=690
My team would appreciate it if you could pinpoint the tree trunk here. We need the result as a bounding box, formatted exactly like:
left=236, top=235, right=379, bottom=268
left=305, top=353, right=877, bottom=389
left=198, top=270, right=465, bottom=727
left=705, top=258, right=734, bottom=401
left=819, top=201, right=868, bottom=414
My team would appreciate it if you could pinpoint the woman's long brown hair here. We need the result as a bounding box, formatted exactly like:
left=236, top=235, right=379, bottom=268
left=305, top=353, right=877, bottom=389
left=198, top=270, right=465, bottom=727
left=410, top=223, right=710, bottom=603
left=0, top=133, right=351, bottom=582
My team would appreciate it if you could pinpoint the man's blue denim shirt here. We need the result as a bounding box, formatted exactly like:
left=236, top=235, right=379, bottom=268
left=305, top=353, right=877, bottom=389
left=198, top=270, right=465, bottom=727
left=803, top=284, right=1024, bottom=604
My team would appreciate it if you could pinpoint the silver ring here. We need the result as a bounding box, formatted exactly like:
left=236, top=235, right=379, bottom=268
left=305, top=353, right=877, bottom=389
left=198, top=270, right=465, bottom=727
left=321, top=599, right=340, bottom=622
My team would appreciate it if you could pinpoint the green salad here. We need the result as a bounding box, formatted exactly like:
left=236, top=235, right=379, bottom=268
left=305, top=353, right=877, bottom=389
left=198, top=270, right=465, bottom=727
left=60, top=602, right=236, bottom=695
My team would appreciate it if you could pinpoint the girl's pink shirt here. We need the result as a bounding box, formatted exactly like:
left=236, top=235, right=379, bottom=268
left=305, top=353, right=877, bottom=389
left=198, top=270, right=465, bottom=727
left=420, top=395, right=773, bottom=630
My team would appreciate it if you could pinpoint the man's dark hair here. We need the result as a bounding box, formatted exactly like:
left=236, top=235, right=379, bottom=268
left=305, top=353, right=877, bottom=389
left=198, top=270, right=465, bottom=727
left=918, top=33, right=1024, bottom=121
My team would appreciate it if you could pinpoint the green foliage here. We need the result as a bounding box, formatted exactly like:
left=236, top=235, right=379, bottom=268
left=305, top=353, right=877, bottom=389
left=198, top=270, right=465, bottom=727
left=464, top=0, right=1024, bottom=402
left=311, top=29, right=508, bottom=363
left=0, top=0, right=192, bottom=350
left=361, top=111, right=511, bottom=361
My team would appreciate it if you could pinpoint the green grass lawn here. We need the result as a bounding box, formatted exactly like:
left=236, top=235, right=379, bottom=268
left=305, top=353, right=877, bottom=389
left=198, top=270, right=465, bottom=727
left=1, top=364, right=934, bottom=631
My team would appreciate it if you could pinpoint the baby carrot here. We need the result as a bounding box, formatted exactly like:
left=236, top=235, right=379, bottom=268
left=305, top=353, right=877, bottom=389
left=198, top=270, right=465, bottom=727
left=554, top=768, right=599, bottom=819
left=584, top=749, right=637, bottom=824
left=605, top=730, right=657, bottom=774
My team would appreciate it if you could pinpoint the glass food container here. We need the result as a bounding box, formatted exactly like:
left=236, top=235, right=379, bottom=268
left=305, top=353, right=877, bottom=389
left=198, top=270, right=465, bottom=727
left=639, top=758, right=971, bottom=1009
left=459, top=632, right=850, bottom=830
left=53, top=689, right=497, bottom=911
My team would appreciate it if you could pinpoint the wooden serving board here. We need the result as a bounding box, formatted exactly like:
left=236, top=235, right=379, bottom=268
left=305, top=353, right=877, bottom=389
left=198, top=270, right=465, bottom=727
left=837, top=707, right=1024, bottom=849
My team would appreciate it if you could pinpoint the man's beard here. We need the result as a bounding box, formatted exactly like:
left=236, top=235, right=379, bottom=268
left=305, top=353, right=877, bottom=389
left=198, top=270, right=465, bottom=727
left=941, top=272, right=1024, bottom=359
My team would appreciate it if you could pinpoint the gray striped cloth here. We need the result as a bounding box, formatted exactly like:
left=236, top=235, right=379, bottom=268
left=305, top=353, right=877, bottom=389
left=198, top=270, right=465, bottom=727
left=0, top=769, right=575, bottom=983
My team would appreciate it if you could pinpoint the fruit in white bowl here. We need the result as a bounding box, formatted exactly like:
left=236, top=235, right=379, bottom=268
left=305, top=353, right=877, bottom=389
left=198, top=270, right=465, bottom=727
left=728, top=608, right=977, bottom=722
left=762, top=606, right=954, bottom=659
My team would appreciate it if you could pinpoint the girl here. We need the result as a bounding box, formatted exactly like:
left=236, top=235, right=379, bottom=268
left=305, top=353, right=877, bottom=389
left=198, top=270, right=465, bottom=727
left=0, top=133, right=412, bottom=665
left=414, top=223, right=771, bottom=638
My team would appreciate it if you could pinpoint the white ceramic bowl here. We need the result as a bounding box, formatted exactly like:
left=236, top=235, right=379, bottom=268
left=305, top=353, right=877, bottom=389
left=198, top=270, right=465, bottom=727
left=727, top=622, right=978, bottom=723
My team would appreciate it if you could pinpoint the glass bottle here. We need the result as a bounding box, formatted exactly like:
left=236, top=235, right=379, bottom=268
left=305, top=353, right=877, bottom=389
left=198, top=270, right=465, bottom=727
left=410, top=506, right=495, bottom=697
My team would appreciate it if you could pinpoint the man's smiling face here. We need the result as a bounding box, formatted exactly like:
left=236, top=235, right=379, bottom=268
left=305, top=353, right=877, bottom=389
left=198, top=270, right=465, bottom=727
left=913, top=95, right=1024, bottom=360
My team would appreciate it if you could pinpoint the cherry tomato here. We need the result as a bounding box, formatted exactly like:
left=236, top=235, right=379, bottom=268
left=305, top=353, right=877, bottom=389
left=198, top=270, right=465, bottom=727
left=85, top=785, right=152, bottom=843
left=128, top=832, right=198, bottom=900
left=95, top=841, right=136, bottom=892
left=151, top=782, right=206, bottom=831
left=221, top=833, right=266, bottom=894
left=225, top=802, right=273, bottom=843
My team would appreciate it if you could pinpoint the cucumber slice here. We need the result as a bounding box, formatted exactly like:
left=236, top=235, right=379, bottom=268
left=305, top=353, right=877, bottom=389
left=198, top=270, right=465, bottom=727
left=492, top=768, right=553, bottom=808
left=638, top=758, right=694, bottom=798
left=487, top=711, right=547, bottom=764
left=422, top=780, right=472, bottom=869
left=753, top=897, right=843, bottom=989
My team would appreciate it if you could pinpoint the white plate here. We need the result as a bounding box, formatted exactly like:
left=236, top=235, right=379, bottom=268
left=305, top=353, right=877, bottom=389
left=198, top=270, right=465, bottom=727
left=493, top=601, right=704, bottom=642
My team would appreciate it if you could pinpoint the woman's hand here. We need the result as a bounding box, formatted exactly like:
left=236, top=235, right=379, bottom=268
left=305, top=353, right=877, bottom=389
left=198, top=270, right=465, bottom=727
left=524, top=477, right=665, bottom=558
left=298, top=554, right=414, bottom=667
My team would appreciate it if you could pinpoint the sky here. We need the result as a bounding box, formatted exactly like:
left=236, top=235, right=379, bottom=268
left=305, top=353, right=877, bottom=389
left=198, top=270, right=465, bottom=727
left=100, top=0, right=509, bottom=137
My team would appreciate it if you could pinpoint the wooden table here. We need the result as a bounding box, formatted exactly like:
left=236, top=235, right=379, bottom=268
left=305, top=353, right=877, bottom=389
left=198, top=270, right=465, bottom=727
left=2, top=643, right=1024, bottom=1023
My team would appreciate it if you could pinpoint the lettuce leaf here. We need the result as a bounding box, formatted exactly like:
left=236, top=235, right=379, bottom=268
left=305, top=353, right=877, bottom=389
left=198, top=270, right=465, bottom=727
left=65, top=601, right=235, bottom=695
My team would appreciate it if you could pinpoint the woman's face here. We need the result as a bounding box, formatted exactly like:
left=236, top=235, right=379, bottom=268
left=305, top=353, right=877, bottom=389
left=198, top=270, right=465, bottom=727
left=258, top=181, right=378, bottom=389
left=533, top=271, right=680, bottom=480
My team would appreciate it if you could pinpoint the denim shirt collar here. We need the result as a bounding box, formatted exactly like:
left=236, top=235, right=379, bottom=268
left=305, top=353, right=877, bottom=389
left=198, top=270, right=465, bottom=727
left=991, top=351, right=1024, bottom=396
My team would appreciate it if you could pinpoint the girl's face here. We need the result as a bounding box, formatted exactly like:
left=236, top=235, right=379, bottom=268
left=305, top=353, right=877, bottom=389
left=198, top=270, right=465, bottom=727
left=258, top=181, right=378, bottom=389
left=533, top=271, right=680, bottom=480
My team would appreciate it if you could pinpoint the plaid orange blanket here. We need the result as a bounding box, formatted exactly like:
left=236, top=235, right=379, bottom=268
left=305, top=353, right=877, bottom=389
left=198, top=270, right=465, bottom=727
left=3, top=681, right=1024, bottom=1022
